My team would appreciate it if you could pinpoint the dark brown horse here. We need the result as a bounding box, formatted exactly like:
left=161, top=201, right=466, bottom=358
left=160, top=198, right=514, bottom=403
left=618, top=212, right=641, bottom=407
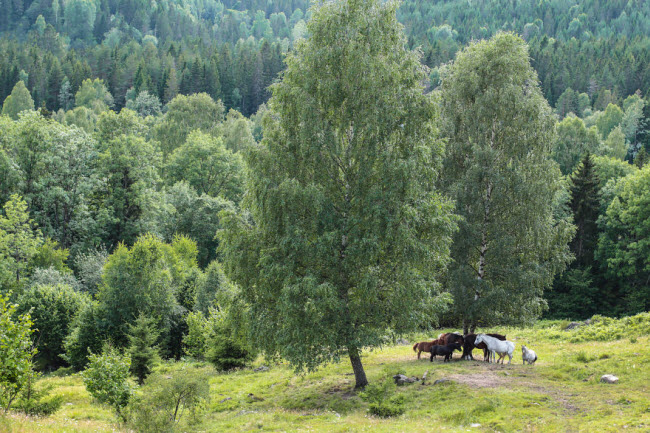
left=413, top=339, right=441, bottom=359
left=462, top=333, right=507, bottom=361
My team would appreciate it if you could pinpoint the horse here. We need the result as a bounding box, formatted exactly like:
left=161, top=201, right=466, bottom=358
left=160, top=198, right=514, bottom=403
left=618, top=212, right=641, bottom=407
left=429, top=343, right=463, bottom=362
left=475, top=334, right=515, bottom=364
left=522, top=345, right=538, bottom=365
left=462, top=333, right=507, bottom=361
left=439, top=332, right=464, bottom=347
left=413, top=339, right=441, bottom=359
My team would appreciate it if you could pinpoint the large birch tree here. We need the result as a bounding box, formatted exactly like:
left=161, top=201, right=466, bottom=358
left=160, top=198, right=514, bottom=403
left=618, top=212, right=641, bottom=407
left=219, top=0, right=457, bottom=388
left=439, top=33, right=574, bottom=334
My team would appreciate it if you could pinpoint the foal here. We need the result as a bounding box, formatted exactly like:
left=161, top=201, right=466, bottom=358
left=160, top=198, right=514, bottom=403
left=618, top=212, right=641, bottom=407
left=429, top=343, right=462, bottom=362
left=413, top=339, right=441, bottom=359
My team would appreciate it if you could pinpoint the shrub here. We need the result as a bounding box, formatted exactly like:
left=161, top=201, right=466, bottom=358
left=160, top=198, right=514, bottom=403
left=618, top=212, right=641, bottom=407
left=0, top=294, right=36, bottom=413
left=16, top=284, right=89, bottom=370
left=128, top=369, right=210, bottom=432
left=82, top=345, right=135, bottom=422
left=63, top=301, right=108, bottom=370
left=183, top=311, right=209, bottom=360
left=360, top=379, right=405, bottom=418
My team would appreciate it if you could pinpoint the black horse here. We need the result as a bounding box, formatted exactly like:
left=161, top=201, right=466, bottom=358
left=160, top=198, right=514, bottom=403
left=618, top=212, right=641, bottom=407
left=429, top=343, right=463, bottom=362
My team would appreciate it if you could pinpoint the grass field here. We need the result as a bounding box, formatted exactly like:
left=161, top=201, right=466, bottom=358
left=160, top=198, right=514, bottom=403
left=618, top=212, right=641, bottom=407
left=2, top=319, right=650, bottom=432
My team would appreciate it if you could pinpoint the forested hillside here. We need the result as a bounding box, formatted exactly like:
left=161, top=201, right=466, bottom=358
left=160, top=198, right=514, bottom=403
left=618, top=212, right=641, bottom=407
left=2, top=0, right=650, bottom=114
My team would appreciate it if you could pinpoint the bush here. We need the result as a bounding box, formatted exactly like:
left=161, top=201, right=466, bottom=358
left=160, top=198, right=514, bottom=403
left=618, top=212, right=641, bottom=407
left=0, top=294, right=36, bottom=413
left=128, top=369, right=210, bottom=432
left=360, top=379, right=405, bottom=418
left=183, top=311, right=208, bottom=360
left=82, top=345, right=135, bottom=422
left=16, top=284, right=89, bottom=370
left=63, top=301, right=108, bottom=370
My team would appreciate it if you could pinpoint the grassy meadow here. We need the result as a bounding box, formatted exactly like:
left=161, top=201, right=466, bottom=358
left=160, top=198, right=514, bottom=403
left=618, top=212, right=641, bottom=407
left=2, top=318, right=650, bottom=433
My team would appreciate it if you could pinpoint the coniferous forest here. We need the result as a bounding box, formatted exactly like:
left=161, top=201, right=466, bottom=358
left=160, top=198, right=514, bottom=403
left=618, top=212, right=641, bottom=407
left=2, top=0, right=650, bottom=431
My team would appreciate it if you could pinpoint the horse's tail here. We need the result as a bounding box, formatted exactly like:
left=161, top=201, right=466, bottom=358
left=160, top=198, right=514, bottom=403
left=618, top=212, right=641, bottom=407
left=413, top=342, right=418, bottom=352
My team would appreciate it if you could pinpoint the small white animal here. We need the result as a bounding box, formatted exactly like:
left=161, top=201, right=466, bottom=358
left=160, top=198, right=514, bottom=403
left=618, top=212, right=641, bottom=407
left=522, top=345, right=537, bottom=365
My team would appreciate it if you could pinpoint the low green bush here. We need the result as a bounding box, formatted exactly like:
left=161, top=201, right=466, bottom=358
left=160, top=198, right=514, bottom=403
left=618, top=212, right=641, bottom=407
left=360, top=379, right=405, bottom=418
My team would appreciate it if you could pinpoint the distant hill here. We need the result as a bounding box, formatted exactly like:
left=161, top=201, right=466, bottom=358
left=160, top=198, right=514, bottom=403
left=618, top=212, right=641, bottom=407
left=0, top=0, right=649, bottom=113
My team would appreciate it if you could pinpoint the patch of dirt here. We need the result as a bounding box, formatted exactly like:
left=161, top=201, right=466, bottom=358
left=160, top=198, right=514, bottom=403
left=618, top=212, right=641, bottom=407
left=325, top=385, right=356, bottom=400
left=445, top=366, right=584, bottom=415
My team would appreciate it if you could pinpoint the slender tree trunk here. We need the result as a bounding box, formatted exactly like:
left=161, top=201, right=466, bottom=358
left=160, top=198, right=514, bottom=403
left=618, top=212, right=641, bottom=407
left=469, top=322, right=477, bottom=334
left=348, top=345, right=368, bottom=389
left=463, top=319, right=469, bottom=336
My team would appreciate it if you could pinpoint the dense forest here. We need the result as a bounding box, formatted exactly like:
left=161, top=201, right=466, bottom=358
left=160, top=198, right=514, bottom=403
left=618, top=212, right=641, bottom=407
left=1, top=0, right=650, bottom=422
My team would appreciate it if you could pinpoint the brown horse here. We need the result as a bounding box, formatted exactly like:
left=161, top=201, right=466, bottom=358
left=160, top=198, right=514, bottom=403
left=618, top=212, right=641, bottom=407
left=413, top=339, right=441, bottom=359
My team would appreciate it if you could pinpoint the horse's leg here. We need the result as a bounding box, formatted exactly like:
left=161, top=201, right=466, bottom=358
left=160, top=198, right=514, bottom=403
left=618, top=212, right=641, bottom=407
left=418, top=350, right=421, bottom=360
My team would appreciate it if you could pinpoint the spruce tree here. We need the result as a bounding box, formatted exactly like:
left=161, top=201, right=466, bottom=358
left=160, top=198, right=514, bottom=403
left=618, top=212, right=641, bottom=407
left=127, top=314, right=160, bottom=385
left=569, top=153, right=601, bottom=268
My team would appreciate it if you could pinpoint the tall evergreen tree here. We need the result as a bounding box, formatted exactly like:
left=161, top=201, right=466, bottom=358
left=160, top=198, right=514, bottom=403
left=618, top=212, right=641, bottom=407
left=219, top=0, right=456, bottom=389
left=569, top=154, right=600, bottom=267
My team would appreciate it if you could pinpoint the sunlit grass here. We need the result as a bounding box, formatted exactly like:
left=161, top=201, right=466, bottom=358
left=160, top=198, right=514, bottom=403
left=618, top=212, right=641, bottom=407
left=4, top=321, right=650, bottom=432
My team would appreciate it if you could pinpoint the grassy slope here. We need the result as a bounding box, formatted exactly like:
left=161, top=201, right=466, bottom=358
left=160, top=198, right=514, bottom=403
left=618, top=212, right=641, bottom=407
left=3, top=322, right=650, bottom=432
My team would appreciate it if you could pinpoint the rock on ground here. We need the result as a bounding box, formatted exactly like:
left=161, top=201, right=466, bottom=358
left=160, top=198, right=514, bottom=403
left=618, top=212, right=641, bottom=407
left=601, top=374, right=619, bottom=384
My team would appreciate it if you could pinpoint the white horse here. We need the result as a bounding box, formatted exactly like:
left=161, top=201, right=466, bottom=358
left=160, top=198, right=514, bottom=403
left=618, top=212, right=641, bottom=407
left=475, top=334, right=515, bottom=364
left=522, top=345, right=537, bottom=365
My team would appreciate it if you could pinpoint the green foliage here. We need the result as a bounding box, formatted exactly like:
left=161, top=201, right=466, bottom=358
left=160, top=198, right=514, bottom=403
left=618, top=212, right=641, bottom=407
left=359, top=379, right=405, bottom=418
left=63, top=301, right=107, bottom=370
left=1, top=81, right=34, bottom=120
left=166, top=130, right=244, bottom=202
left=75, top=78, right=113, bottom=112
left=195, top=260, right=234, bottom=315
left=600, top=126, right=628, bottom=160
left=127, top=369, right=210, bottom=432
left=97, top=234, right=180, bottom=348
left=16, top=284, right=88, bottom=370
left=146, top=183, right=235, bottom=267
left=183, top=311, right=208, bottom=360
left=568, top=312, right=650, bottom=343
left=125, top=91, right=162, bottom=117
left=219, top=0, right=456, bottom=388
left=596, top=104, right=624, bottom=139
left=0, top=293, right=36, bottom=412
left=0, top=194, right=43, bottom=291
left=97, top=134, right=160, bottom=246
left=14, top=369, right=63, bottom=416
left=439, top=33, right=574, bottom=330
left=127, top=314, right=160, bottom=385
left=205, top=306, right=252, bottom=371
left=154, top=93, right=225, bottom=158
left=554, top=115, right=600, bottom=174
left=73, top=247, right=108, bottom=295
left=82, top=344, right=134, bottom=422
left=596, top=167, right=650, bottom=313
